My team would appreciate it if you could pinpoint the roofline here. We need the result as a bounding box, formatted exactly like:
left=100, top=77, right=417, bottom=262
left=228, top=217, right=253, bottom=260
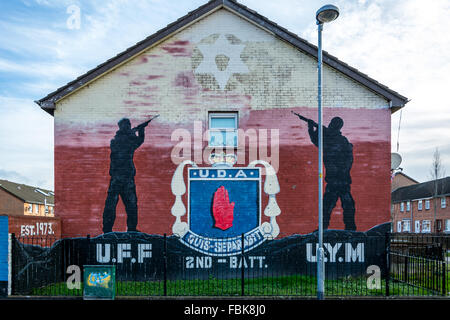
left=0, top=187, right=54, bottom=205
left=0, top=180, right=54, bottom=204
left=394, top=171, right=420, bottom=184
left=35, top=0, right=409, bottom=116
left=391, top=176, right=450, bottom=202
left=0, top=186, right=25, bottom=203
left=0, top=186, right=53, bottom=205
left=392, top=194, right=450, bottom=204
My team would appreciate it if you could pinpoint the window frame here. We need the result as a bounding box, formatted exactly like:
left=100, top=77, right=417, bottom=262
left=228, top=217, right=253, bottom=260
left=208, top=112, right=239, bottom=148
left=418, top=200, right=423, bottom=211
left=402, top=219, right=411, bottom=232
left=415, top=220, right=421, bottom=233
left=445, top=219, right=450, bottom=232
left=422, top=220, right=431, bottom=233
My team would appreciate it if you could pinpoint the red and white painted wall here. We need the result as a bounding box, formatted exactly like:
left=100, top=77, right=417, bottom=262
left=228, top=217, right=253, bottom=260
left=53, top=9, right=391, bottom=238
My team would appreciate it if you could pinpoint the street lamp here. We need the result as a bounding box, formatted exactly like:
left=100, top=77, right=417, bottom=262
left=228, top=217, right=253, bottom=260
left=315, top=4, right=339, bottom=300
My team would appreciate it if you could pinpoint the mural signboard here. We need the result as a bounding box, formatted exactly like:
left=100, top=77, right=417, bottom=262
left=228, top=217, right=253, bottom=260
left=83, top=265, right=116, bottom=300
left=168, top=152, right=282, bottom=254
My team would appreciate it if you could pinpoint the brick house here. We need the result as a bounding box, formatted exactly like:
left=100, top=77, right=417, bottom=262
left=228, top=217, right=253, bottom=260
left=392, top=177, right=450, bottom=233
left=35, top=0, right=408, bottom=238
left=0, top=179, right=61, bottom=240
left=391, top=171, right=418, bottom=192
left=0, top=179, right=54, bottom=217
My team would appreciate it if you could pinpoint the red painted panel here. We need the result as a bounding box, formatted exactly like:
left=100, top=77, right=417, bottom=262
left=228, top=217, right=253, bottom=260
left=54, top=107, right=390, bottom=238
left=8, top=216, right=61, bottom=247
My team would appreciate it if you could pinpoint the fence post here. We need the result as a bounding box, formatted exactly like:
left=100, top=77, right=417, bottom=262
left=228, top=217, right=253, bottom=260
left=164, top=233, right=167, bottom=296
left=385, top=233, right=390, bottom=297
left=442, top=260, right=446, bottom=296
left=87, top=234, right=90, bottom=265
left=404, top=253, right=408, bottom=284
left=10, top=233, right=15, bottom=296
left=241, top=233, right=244, bottom=296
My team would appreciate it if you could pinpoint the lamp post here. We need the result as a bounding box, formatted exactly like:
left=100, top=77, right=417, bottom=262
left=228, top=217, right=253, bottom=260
left=315, top=4, right=339, bottom=300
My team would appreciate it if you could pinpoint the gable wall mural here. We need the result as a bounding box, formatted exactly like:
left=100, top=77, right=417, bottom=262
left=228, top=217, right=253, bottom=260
left=53, top=9, right=391, bottom=243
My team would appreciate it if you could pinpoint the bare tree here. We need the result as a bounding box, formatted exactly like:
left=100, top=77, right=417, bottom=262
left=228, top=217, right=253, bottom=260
left=429, top=148, right=446, bottom=232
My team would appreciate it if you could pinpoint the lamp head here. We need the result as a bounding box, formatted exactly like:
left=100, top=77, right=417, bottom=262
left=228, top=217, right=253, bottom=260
left=316, top=4, right=339, bottom=24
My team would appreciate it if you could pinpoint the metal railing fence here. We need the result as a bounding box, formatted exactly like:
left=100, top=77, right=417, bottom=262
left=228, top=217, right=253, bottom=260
left=9, top=232, right=450, bottom=298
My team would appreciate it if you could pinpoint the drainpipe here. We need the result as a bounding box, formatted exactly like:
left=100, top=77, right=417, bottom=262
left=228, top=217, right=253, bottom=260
left=434, top=173, right=438, bottom=233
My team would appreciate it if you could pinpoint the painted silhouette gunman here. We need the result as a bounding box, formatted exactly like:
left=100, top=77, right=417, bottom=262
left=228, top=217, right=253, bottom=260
left=293, top=112, right=356, bottom=231
left=102, top=116, right=158, bottom=233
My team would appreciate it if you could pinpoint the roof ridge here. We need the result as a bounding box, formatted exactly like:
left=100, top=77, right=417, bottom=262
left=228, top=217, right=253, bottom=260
left=392, top=176, right=450, bottom=201
left=0, top=178, right=53, bottom=192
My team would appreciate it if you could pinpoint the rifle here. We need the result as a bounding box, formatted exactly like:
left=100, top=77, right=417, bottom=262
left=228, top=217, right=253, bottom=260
left=132, top=114, right=159, bottom=132
left=291, top=111, right=318, bottom=128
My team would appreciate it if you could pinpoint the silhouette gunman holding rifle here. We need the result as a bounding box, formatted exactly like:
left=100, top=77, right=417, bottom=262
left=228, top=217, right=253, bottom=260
left=292, top=111, right=356, bottom=231
left=102, top=115, right=159, bottom=233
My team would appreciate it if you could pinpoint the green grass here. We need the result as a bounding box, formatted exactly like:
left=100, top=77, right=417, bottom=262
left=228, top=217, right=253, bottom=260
left=28, top=274, right=447, bottom=298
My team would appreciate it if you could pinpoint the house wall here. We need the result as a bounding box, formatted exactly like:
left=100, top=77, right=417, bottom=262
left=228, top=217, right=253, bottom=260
left=391, top=173, right=418, bottom=192
left=393, top=196, right=450, bottom=233
left=8, top=215, right=61, bottom=240
left=24, top=203, right=54, bottom=217
left=53, top=9, right=391, bottom=237
left=0, top=188, right=24, bottom=217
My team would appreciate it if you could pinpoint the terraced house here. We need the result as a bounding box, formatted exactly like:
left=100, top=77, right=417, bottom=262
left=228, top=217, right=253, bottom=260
left=392, top=177, right=450, bottom=233
left=0, top=179, right=61, bottom=239
left=0, top=179, right=54, bottom=217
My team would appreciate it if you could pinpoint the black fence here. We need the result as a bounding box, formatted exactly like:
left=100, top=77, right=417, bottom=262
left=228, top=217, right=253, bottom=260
left=388, top=233, right=449, bottom=296
left=9, top=231, right=450, bottom=298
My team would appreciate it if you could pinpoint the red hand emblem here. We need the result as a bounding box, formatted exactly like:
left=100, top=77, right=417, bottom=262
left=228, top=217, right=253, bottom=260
left=212, top=186, right=235, bottom=231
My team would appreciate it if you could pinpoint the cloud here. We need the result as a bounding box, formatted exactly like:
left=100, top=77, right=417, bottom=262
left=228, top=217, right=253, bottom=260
left=0, top=169, right=40, bottom=188
left=0, top=58, right=80, bottom=80
left=0, top=97, right=53, bottom=189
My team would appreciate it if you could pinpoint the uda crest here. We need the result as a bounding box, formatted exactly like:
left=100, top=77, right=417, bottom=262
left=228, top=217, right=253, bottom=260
left=170, top=153, right=281, bottom=256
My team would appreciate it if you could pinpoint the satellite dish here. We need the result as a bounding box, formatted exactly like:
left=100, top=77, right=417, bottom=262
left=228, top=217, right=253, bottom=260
left=391, top=152, right=402, bottom=170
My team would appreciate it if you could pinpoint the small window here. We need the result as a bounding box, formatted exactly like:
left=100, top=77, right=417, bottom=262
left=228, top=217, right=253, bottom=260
left=400, top=202, right=404, bottom=212
left=397, top=221, right=402, bottom=233
left=402, top=220, right=411, bottom=232
left=445, top=219, right=450, bottom=232
left=406, top=201, right=411, bottom=211
left=422, top=220, right=431, bottom=233
left=425, top=200, right=430, bottom=210
left=437, top=220, right=443, bottom=232
left=415, top=220, right=421, bottom=233
left=441, top=197, right=446, bottom=209
left=27, top=204, right=32, bottom=213
left=208, top=112, right=238, bottom=148
left=418, top=200, right=423, bottom=211
left=34, top=204, right=39, bottom=214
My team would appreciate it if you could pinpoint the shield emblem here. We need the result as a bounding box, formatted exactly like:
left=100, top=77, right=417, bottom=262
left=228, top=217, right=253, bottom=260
left=170, top=157, right=281, bottom=256
left=188, top=168, right=261, bottom=239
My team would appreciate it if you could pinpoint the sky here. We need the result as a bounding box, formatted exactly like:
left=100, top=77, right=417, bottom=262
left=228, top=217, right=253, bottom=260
left=0, top=0, right=449, bottom=190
